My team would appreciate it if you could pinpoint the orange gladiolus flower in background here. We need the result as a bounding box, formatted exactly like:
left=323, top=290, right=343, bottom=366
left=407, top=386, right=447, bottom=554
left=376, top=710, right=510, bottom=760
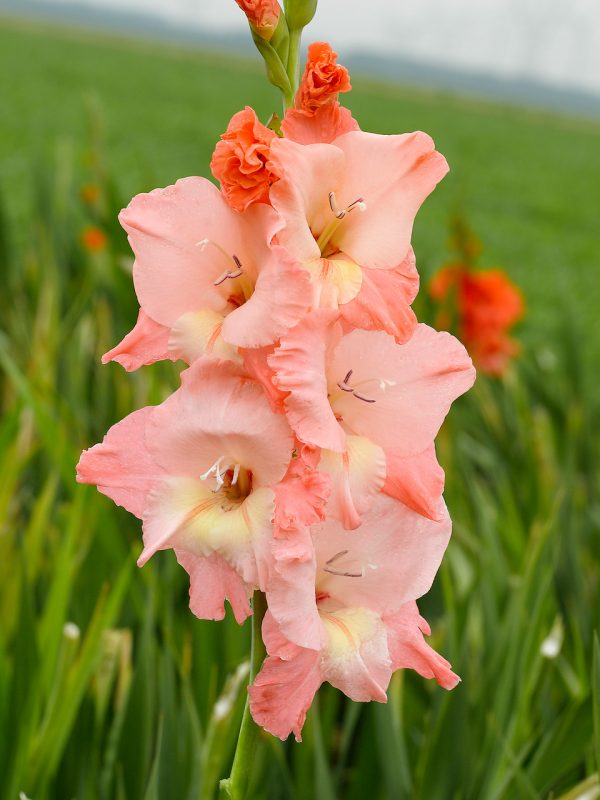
left=80, top=225, right=107, bottom=252
left=429, top=217, right=524, bottom=375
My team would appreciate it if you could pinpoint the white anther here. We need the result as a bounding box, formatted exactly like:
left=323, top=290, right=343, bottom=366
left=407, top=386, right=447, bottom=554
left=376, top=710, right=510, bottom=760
left=232, top=463, right=240, bottom=485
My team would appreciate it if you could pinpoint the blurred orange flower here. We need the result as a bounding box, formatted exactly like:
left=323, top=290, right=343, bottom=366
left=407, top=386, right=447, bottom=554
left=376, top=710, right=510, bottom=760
left=81, top=225, right=107, bottom=252
left=295, top=42, right=351, bottom=114
left=80, top=184, right=100, bottom=205
left=430, top=264, right=524, bottom=375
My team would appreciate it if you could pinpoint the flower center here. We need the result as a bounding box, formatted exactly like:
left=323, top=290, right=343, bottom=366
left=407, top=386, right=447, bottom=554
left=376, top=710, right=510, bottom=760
left=200, top=456, right=253, bottom=504
left=328, top=368, right=396, bottom=407
left=315, top=191, right=366, bottom=257
left=195, top=239, right=254, bottom=305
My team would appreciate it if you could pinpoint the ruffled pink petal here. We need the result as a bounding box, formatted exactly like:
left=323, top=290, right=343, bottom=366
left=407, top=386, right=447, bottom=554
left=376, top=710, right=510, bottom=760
left=339, top=248, right=419, bottom=343
left=249, top=646, right=323, bottom=742
left=314, top=494, right=452, bottom=616
left=332, top=130, right=449, bottom=270
left=329, top=325, right=475, bottom=455
left=102, top=309, right=175, bottom=371
left=385, top=601, right=460, bottom=689
left=319, top=435, right=386, bottom=529
left=240, top=346, right=287, bottom=414
left=281, top=102, right=360, bottom=145
left=273, top=449, right=332, bottom=537
left=383, top=445, right=445, bottom=521
left=268, top=139, right=345, bottom=264
left=320, top=607, right=390, bottom=702
left=221, top=247, right=312, bottom=348
left=76, top=406, right=165, bottom=518
left=267, top=529, right=323, bottom=650
left=268, top=312, right=346, bottom=452
left=121, top=177, right=281, bottom=326
left=175, top=549, right=252, bottom=625
left=146, top=358, right=293, bottom=487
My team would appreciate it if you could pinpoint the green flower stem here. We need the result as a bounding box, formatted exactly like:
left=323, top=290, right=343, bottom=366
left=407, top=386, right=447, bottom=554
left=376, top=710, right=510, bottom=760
left=285, top=27, right=303, bottom=107
left=219, top=591, right=268, bottom=800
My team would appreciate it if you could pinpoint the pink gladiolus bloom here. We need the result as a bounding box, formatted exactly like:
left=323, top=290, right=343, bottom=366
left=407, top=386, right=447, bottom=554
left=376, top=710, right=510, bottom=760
left=267, top=130, right=448, bottom=308
left=104, top=177, right=310, bottom=371
left=269, top=314, right=475, bottom=525
left=250, top=495, right=458, bottom=740
left=77, top=359, right=294, bottom=622
left=211, top=106, right=278, bottom=213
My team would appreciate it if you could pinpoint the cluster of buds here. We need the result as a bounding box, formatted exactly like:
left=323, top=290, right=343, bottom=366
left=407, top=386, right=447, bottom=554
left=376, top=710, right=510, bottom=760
left=78, top=34, right=476, bottom=741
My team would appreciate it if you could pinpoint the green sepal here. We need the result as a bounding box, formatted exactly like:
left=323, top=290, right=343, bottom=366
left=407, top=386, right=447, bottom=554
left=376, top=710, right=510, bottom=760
left=251, top=30, right=292, bottom=98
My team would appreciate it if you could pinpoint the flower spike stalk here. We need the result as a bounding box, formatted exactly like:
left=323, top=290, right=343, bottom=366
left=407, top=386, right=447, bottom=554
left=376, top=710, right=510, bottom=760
left=77, top=0, right=476, bottom=794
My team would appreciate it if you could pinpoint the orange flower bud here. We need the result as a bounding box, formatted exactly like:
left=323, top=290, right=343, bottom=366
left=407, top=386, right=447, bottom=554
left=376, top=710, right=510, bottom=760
left=81, top=225, right=107, bottom=252
left=234, top=0, right=281, bottom=40
left=210, top=107, right=278, bottom=212
left=295, top=42, right=351, bottom=114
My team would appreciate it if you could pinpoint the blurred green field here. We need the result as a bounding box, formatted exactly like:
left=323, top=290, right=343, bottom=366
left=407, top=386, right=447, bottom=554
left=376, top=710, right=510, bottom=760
left=0, top=13, right=599, bottom=800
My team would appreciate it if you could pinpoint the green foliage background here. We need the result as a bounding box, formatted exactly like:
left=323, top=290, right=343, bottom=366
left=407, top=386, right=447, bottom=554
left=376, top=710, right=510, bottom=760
left=0, top=15, right=599, bottom=800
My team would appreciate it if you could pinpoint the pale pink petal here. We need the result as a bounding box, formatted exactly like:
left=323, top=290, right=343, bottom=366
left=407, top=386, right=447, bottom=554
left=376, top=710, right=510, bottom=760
left=249, top=647, right=323, bottom=742
left=314, top=494, right=452, bottom=616
left=76, top=407, right=165, bottom=518
left=383, top=445, right=445, bottom=521
left=320, top=607, right=390, bottom=702
left=339, top=248, right=419, bottom=343
left=240, top=346, right=287, bottom=414
left=176, top=549, right=252, bottom=625
left=385, top=602, right=460, bottom=689
left=329, top=325, right=475, bottom=455
left=282, top=102, right=359, bottom=145
left=267, top=529, right=323, bottom=650
left=319, top=435, right=386, bottom=529
left=268, top=139, right=345, bottom=264
left=147, top=358, right=293, bottom=486
left=268, top=312, right=346, bottom=452
left=121, top=178, right=281, bottom=326
left=332, top=130, right=449, bottom=270
left=102, top=309, right=175, bottom=371
left=168, top=309, right=241, bottom=364
left=221, top=248, right=312, bottom=348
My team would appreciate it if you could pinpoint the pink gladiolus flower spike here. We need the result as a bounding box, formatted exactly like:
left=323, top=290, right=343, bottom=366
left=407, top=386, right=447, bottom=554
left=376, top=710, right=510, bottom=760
left=267, top=130, right=448, bottom=311
left=268, top=313, right=475, bottom=527
left=76, top=359, right=295, bottom=623
left=250, top=494, right=459, bottom=741
left=103, top=177, right=311, bottom=371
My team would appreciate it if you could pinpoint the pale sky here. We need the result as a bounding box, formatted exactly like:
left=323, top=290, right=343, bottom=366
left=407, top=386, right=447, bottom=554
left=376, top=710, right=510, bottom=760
left=42, top=0, right=600, bottom=96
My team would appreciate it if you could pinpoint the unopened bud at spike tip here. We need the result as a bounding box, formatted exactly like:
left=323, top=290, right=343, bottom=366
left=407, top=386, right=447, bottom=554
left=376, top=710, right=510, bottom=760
left=234, top=0, right=282, bottom=41
left=284, top=0, right=317, bottom=30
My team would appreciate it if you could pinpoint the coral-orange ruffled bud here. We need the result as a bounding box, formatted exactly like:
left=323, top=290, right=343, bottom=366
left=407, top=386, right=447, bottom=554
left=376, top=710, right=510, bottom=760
left=295, top=42, right=351, bottom=114
left=234, top=0, right=281, bottom=40
left=211, top=106, right=278, bottom=212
